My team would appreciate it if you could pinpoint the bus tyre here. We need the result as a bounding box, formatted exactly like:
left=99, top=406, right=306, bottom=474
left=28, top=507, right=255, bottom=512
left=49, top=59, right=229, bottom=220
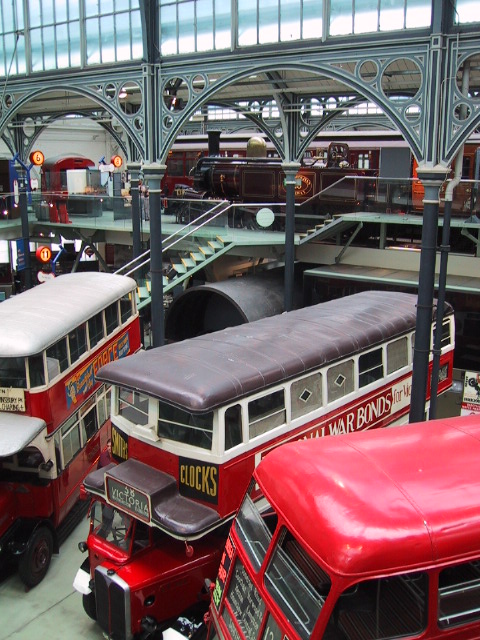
left=82, top=592, right=97, bottom=621
left=18, top=526, right=54, bottom=588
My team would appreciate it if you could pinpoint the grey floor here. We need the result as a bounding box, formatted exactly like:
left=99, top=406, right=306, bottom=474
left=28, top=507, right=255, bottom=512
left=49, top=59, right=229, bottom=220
left=0, top=516, right=102, bottom=640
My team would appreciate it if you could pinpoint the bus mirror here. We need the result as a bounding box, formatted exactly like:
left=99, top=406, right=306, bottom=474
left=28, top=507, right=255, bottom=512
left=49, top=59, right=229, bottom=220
left=185, top=542, right=194, bottom=558
left=40, top=460, right=53, bottom=472
left=78, top=541, right=88, bottom=553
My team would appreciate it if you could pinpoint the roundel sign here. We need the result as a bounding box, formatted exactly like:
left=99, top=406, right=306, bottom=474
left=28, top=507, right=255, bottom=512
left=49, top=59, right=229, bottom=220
left=29, top=150, right=45, bottom=166
left=111, top=155, right=123, bottom=168
left=35, top=246, right=52, bottom=263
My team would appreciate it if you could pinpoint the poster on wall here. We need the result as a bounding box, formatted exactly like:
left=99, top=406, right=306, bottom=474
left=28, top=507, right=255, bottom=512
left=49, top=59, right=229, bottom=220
left=461, top=372, right=480, bottom=416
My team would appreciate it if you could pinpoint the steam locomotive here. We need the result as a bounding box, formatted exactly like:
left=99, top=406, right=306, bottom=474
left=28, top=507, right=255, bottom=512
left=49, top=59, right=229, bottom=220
left=172, top=133, right=379, bottom=228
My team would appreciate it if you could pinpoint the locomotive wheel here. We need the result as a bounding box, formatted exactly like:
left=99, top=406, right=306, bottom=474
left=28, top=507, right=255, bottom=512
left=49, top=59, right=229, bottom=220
left=18, top=526, right=54, bottom=588
left=82, top=591, right=97, bottom=621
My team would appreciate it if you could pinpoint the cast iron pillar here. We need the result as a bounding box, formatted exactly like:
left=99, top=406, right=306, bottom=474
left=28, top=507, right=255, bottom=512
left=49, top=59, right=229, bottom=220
left=409, top=164, right=449, bottom=423
left=128, top=162, right=143, bottom=266
left=282, top=162, right=300, bottom=312
left=142, top=162, right=167, bottom=347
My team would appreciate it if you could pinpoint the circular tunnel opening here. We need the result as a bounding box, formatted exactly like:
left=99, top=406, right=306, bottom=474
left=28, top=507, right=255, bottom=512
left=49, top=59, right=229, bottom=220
left=165, top=275, right=286, bottom=341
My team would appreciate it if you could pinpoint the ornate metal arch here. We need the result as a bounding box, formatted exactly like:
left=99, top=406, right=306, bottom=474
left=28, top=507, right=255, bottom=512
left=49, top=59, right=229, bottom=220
left=442, top=36, right=480, bottom=164
left=158, top=38, right=479, bottom=167
left=0, top=74, right=146, bottom=161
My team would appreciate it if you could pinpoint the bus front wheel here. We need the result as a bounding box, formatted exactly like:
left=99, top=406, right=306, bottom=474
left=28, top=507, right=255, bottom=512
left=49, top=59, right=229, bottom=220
left=82, top=592, right=97, bottom=620
left=18, top=526, right=54, bottom=588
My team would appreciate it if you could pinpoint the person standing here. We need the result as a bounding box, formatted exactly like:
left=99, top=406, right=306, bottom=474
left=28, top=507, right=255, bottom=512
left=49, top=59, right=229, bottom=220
left=97, top=438, right=114, bottom=469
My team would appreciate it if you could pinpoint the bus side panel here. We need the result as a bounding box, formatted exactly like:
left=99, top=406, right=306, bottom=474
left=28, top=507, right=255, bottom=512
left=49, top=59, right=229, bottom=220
left=52, top=421, right=108, bottom=526
left=14, top=485, right=54, bottom=521
left=28, top=323, right=142, bottom=435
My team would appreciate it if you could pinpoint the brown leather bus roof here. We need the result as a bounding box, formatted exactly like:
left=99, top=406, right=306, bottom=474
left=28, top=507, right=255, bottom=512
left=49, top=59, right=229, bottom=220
left=83, top=459, right=220, bottom=539
left=96, top=291, right=451, bottom=413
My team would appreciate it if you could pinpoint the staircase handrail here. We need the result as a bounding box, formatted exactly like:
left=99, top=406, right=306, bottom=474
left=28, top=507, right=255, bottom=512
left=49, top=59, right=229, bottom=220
left=115, top=199, right=229, bottom=278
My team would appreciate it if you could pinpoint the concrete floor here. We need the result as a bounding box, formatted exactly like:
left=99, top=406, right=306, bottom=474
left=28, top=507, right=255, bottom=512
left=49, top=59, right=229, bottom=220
left=0, top=516, right=101, bottom=640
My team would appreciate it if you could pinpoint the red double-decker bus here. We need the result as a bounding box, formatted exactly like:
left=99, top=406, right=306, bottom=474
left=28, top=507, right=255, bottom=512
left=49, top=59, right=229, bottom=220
left=208, top=413, right=480, bottom=640
left=0, top=272, right=141, bottom=586
left=73, top=290, right=454, bottom=639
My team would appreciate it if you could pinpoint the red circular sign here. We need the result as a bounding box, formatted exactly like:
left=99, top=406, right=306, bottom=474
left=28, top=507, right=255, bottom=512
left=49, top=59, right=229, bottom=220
left=30, top=150, right=45, bottom=166
left=35, top=246, right=52, bottom=263
left=111, top=155, right=123, bottom=168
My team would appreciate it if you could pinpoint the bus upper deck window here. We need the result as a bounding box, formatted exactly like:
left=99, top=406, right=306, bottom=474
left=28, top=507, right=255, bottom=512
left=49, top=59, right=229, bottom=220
left=291, top=372, right=323, bottom=420
left=119, top=388, right=149, bottom=426
left=224, top=404, right=242, bottom=450
left=0, top=356, right=27, bottom=388
left=359, top=348, right=383, bottom=387
left=248, top=390, right=285, bottom=440
left=28, top=353, right=46, bottom=388
left=105, top=301, right=119, bottom=335
left=387, top=337, right=408, bottom=374
left=158, top=402, right=213, bottom=449
left=264, top=528, right=330, bottom=640
left=88, top=312, right=104, bottom=348
left=68, top=323, right=87, bottom=365
left=46, top=338, right=69, bottom=373
left=327, top=360, right=354, bottom=403
left=438, top=560, right=480, bottom=628
left=120, top=294, right=133, bottom=324
left=326, top=571, right=427, bottom=639
left=235, top=491, right=276, bottom=571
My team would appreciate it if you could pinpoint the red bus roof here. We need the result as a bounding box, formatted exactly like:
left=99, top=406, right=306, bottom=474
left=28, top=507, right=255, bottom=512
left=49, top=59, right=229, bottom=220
left=255, top=415, right=480, bottom=578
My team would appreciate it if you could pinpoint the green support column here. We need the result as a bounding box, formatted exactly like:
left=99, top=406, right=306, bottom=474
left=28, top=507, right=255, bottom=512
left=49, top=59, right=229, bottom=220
left=282, top=162, right=300, bottom=312
left=409, top=164, right=449, bottom=423
left=128, top=162, right=143, bottom=271
left=142, top=163, right=167, bottom=347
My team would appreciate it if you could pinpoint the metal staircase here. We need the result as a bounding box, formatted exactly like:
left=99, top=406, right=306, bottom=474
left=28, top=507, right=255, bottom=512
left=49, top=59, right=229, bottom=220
left=136, top=234, right=234, bottom=309
left=116, top=201, right=234, bottom=309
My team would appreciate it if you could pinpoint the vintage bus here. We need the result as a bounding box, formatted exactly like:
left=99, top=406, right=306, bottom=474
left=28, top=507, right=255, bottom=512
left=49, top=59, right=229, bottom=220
left=0, top=271, right=141, bottom=587
left=74, top=290, right=454, bottom=639
left=207, top=413, right=480, bottom=640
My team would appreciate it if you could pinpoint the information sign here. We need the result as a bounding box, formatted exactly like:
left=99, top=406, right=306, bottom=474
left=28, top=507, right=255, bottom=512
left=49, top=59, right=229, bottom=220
left=106, top=476, right=151, bottom=522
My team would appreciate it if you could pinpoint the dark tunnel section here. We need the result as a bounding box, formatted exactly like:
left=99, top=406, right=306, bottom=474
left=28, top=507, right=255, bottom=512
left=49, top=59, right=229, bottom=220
left=165, top=275, right=287, bottom=341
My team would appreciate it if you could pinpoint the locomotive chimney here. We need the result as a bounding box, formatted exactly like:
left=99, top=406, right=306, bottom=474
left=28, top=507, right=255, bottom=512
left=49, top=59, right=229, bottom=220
left=208, top=130, right=221, bottom=156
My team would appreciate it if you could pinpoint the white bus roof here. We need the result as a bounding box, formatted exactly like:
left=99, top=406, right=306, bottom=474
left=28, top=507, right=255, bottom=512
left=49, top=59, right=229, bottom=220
left=0, top=412, right=46, bottom=456
left=0, top=272, right=136, bottom=357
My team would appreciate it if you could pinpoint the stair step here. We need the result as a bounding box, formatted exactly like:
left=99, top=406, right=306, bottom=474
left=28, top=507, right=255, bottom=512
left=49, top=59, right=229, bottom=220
left=172, top=262, right=186, bottom=274
left=208, top=240, right=223, bottom=250
left=190, top=252, right=205, bottom=262
left=199, top=245, right=214, bottom=256
left=181, top=257, right=195, bottom=268
left=137, top=286, right=149, bottom=299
